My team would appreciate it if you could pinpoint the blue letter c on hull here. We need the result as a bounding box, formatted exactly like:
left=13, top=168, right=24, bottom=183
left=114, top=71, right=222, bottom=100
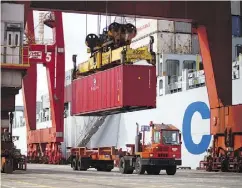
left=182, top=101, right=211, bottom=155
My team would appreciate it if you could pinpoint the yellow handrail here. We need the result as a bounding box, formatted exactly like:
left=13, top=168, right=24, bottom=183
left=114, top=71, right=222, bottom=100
left=1, top=45, right=30, bottom=66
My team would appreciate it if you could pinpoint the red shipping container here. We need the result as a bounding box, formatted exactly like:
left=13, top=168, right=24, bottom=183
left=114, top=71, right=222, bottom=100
left=64, top=84, right=72, bottom=103
left=71, top=65, right=156, bottom=116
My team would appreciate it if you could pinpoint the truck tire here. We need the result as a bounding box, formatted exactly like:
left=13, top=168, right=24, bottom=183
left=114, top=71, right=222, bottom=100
left=221, top=159, right=229, bottom=172
left=206, top=162, right=212, bottom=172
left=135, top=157, right=145, bottom=175
left=72, top=158, right=77, bottom=171
left=119, top=157, right=133, bottom=174
left=166, top=165, right=177, bottom=175
left=3, top=159, right=13, bottom=174
left=77, top=159, right=87, bottom=171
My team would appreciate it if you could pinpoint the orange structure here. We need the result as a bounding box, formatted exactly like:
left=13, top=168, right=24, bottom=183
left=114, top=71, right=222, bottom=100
left=199, top=105, right=242, bottom=172
left=197, top=27, right=242, bottom=172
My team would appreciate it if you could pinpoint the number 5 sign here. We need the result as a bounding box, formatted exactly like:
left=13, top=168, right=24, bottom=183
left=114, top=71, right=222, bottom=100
left=45, top=52, right=53, bottom=63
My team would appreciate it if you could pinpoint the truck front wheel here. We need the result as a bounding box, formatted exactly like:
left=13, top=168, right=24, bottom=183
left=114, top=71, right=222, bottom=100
left=135, top=157, right=145, bottom=175
left=166, top=165, right=177, bottom=175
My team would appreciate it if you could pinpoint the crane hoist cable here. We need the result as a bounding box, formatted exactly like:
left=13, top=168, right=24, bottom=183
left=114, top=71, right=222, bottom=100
left=105, top=0, right=108, bottom=30
left=86, top=13, right=88, bottom=37
left=134, top=14, right=136, bottom=28
left=97, top=14, right=101, bottom=35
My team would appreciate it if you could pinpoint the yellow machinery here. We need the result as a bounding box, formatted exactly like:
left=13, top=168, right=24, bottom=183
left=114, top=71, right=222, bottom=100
left=1, top=113, right=26, bottom=173
left=73, top=22, right=156, bottom=77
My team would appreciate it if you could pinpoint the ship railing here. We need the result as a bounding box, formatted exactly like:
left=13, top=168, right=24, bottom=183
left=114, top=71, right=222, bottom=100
left=188, top=69, right=205, bottom=89
left=167, top=75, right=182, bottom=94
left=187, top=69, right=204, bottom=78
left=1, top=45, right=30, bottom=68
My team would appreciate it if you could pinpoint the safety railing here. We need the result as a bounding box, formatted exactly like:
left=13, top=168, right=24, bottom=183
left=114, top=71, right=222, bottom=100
left=159, top=69, right=207, bottom=96
left=188, top=70, right=205, bottom=89
left=23, top=38, right=54, bottom=45
left=1, top=45, right=30, bottom=67
left=167, top=75, right=182, bottom=94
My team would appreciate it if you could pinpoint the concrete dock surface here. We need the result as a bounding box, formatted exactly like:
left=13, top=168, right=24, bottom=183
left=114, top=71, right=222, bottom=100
left=1, top=164, right=242, bottom=188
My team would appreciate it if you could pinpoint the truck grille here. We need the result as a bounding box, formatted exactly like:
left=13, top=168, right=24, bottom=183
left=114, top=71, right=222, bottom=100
left=156, top=147, right=169, bottom=152
left=158, top=153, right=168, bottom=158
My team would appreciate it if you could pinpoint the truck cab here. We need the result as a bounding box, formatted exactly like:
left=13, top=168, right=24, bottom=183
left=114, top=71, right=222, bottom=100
left=150, top=122, right=182, bottom=160
left=118, top=121, right=182, bottom=175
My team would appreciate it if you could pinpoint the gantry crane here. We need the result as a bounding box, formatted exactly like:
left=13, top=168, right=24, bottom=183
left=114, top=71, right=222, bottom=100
left=19, top=1, right=241, bottom=172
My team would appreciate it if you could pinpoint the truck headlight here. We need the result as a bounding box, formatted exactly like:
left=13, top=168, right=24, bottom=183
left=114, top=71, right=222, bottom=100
left=172, top=148, right=178, bottom=152
left=173, top=155, right=176, bottom=158
left=150, top=153, right=154, bottom=157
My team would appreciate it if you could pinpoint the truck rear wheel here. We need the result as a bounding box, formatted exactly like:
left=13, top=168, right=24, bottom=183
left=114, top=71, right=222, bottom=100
left=77, top=159, right=88, bottom=171
left=119, top=157, right=133, bottom=174
left=72, top=158, right=77, bottom=171
left=135, top=157, right=145, bottom=175
left=166, top=165, right=177, bottom=175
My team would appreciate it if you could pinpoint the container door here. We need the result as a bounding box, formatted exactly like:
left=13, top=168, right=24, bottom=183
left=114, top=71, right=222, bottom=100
left=6, top=30, right=21, bottom=64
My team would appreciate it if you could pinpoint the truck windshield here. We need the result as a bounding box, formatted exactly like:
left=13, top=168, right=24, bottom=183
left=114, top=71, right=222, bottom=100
left=162, top=130, right=179, bottom=145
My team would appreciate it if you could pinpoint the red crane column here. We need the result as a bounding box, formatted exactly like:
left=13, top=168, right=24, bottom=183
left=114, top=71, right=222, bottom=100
left=23, top=10, right=65, bottom=164
left=22, top=9, right=37, bottom=131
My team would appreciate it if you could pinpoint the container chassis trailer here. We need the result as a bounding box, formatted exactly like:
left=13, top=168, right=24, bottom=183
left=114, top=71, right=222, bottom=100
left=70, top=146, right=124, bottom=172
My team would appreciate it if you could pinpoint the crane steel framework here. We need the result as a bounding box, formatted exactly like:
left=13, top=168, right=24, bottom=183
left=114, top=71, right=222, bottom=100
left=23, top=10, right=65, bottom=164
